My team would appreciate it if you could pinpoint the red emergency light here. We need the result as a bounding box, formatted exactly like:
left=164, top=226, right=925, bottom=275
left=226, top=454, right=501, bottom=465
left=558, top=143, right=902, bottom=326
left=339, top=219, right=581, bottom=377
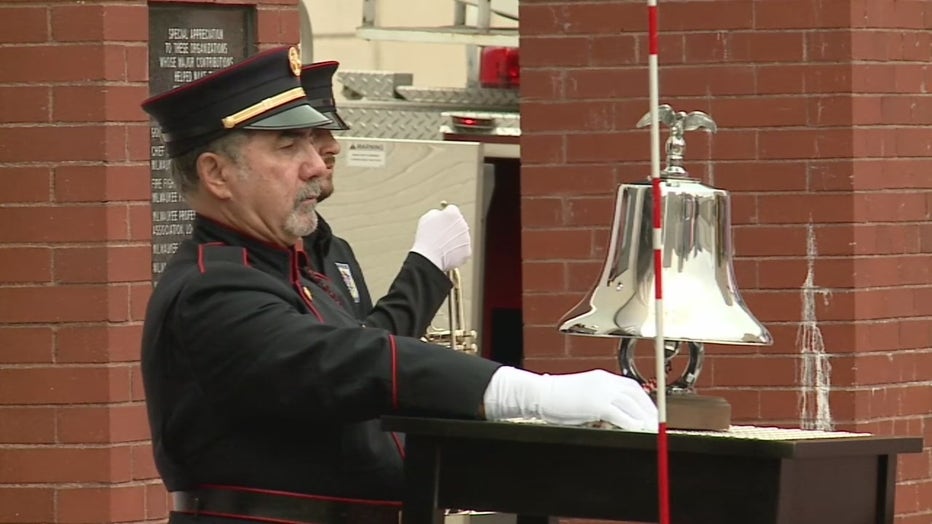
left=479, top=47, right=519, bottom=89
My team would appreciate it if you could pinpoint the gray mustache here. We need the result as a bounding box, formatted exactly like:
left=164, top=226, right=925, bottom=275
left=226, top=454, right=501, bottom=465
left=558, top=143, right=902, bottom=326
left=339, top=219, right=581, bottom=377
left=296, top=180, right=321, bottom=203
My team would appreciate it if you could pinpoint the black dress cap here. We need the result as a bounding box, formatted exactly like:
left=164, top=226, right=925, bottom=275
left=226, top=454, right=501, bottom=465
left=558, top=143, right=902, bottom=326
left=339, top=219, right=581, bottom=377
left=142, top=45, right=332, bottom=158
left=300, top=60, right=350, bottom=131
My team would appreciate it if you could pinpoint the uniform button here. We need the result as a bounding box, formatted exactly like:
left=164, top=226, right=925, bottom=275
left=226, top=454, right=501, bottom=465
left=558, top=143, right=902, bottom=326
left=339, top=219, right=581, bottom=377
left=302, top=286, right=313, bottom=301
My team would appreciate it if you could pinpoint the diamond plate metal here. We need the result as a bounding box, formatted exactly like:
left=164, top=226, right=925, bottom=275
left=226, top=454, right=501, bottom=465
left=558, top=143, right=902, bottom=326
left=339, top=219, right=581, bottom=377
left=440, top=110, right=520, bottom=136
left=396, top=85, right=517, bottom=109
left=337, top=70, right=412, bottom=101
left=339, top=104, right=447, bottom=141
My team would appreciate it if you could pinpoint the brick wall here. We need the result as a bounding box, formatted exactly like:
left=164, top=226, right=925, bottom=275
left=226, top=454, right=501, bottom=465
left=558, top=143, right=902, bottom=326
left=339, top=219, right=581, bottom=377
left=519, top=0, right=930, bottom=522
left=0, top=1, right=299, bottom=522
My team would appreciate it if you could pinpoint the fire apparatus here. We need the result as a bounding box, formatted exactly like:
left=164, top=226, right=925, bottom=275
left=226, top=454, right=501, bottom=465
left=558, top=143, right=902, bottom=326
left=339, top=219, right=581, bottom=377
left=301, top=0, right=523, bottom=369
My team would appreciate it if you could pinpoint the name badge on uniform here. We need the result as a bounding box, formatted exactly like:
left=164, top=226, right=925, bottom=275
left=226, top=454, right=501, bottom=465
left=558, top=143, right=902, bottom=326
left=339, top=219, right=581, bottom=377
left=335, top=263, right=361, bottom=303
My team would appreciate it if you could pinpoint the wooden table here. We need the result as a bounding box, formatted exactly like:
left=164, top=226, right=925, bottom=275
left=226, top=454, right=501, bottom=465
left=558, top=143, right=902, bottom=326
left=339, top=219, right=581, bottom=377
left=382, top=416, right=923, bottom=524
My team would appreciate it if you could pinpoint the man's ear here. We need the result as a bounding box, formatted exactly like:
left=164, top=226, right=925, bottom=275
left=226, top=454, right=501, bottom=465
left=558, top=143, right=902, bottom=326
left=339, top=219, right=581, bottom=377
left=196, top=152, right=234, bottom=200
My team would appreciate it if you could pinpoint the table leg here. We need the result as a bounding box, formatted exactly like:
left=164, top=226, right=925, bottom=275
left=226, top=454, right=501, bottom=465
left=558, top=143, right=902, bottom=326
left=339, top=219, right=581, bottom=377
left=402, top=436, right=445, bottom=524
left=876, top=454, right=896, bottom=524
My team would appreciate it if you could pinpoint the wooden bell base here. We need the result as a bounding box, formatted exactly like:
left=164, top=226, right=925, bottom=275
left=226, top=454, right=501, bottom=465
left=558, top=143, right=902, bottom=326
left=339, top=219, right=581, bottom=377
left=651, top=392, right=731, bottom=431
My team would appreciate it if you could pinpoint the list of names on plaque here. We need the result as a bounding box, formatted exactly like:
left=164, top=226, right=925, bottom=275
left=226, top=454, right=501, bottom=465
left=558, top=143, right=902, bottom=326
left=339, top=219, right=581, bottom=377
left=148, top=5, right=253, bottom=281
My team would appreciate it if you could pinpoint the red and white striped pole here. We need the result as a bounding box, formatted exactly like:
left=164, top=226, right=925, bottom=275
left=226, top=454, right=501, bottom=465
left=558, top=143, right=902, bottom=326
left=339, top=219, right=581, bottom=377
left=647, top=1, right=671, bottom=524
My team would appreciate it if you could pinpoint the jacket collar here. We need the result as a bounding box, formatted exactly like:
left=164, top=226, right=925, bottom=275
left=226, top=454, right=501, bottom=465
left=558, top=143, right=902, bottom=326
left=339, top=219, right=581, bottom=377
left=302, top=212, right=333, bottom=259
left=191, top=214, right=304, bottom=279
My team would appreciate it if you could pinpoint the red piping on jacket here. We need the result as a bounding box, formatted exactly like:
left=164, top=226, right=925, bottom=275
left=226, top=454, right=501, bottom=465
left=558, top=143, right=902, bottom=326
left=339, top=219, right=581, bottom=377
left=199, top=484, right=402, bottom=507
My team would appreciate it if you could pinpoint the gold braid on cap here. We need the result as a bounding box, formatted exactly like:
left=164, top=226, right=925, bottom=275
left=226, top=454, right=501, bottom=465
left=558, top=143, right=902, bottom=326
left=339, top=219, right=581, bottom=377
left=221, top=87, right=306, bottom=129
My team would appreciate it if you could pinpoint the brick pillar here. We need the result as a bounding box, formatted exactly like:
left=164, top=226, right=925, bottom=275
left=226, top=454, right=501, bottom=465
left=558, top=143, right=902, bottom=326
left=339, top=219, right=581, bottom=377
left=0, top=1, right=299, bottom=522
left=519, top=0, right=930, bottom=522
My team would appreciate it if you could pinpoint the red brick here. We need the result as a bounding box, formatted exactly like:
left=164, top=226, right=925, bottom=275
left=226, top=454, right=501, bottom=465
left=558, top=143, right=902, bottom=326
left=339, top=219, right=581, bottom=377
left=52, top=85, right=150, bottom=123
left=0, top=86, right=51, bottom=123
left=756, top=65, right=807, bottom=95
left=756, top=257, right=819, bottom=289
left=523, top=228, right=598, bottom=260
left=0, top=44, right=111, bottom=82
left=0, top=487, right=55, bottom=523
left=131, top=282, right=153, bottom=321
left=520, top=326, right=568, bottom=358
left=521, top=197, right=563, bottom=229
left=0, top=407, right=56, bottom=444
left=53, top=165, right=150, bottom=203
left=130, top=363, right=146, bottom=401
left=567, top=131, right=647, bottom=163
left=520, top=134, right=564, bottom=165
left=565, top=260, right=605, bottom=293
left=133, top=443, right=159, bottom=480
left=125, top=44, right=149, bottom=83
left=662, top=65, right=757, bottom=96
left=806, top=64, right=854, bottom=94
left=755, top=1, right=850, bottom=29
left=129, top=203, right=154, bottom=242
left=51, top=4, right=104, bottom=41
left=809, top=160, right=856, bottom=191
left=522, top=261, right=566, bottom=294
left=102, top=4, right=148, bottom=41
left=0, top=166, right=51, bottom=202
left=852, top=63, right=899, bottom=93
left=521, top=165, right=616, bottom=196
left=57, top=403, right=150, bottom=444
left=662, top=1, right=754, bottom=31
left=813, top=223, right=920, bottom=256
left=520, top=69, right=564, bottom=101
left=0, top=7, right=48, bottom=44
left=145, top=482, right=171, bottom=519
left=0, top=365, right=133, bottom=404
left=58, top=484, right=147, bottom=524
left=730, top=31, right=806, bottom=62
left=0, top=326, right=53, bottom=364
left=564, top=68, right=645, bottom=99
left=852, top=30, right=903, bottom=61
left=714, top=162, right=807, bottom=192
left=522, top=101, right=614, bottom=132
left=127, top=122, right=153, bottom=160
left=854, top=191, right=927, bottom=222
left=756, top=193, right=853, bottom=224
left=53, top=245, right=150, bottom=283
left=524, top=2, right=643, bottom=36
left=710, top=354, right=797, bottom=387
left=56, top=324, right=143, bottom=363
left=564, top=195, right=613, bottom=227
left=0, top=446, right=130, bottom=483
left=728, top=193, right=759, bottom=225
left=108, top=284, right=131, bottom=322
left=589, top=34, right=640, bottom=67
left=522, top=292, right=579, bottom=326
left=807, top=30, right=853, bottom=62
left=519, top=36, right=589, bottom=68
left=0, top=285, right=109, bottom=323
left=566, top=333, right=618, bottom=359
left=0, top=247, right=52, bottom=283
left=711, top=97, right=810, bottom=128
left=0, top=126, right=107, bottom=162
left=683, top=32, right=728, bottom=64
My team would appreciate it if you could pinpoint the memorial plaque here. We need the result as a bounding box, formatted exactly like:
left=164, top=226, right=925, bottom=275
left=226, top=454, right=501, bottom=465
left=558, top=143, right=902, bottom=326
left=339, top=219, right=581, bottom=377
left=148, top=4, right=255, bottom=281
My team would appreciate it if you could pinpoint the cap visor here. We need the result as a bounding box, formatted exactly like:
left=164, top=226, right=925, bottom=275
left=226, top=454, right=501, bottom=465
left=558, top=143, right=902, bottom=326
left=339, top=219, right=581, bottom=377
left=316, top=110, right=351, bottom=131
left=244, top=104, right=332, bottom=130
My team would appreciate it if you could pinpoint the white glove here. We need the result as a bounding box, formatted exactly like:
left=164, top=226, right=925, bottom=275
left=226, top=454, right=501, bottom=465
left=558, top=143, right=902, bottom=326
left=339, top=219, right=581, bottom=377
left=410, top=203, right=472, bottom=272
left=482, top=367, right=659, bottom=432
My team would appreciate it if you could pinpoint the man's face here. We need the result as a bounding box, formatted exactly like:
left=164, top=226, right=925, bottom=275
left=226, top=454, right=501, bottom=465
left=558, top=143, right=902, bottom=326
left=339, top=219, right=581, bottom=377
left=312, top=128, right=341, bottom=202
left=223, top=128, right=327, bottom=246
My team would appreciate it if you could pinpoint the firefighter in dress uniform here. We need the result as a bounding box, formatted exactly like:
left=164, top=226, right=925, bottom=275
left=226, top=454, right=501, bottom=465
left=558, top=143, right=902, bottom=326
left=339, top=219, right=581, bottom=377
left=298, top=60, right=456, bottom=334
left=140, top=45, right=658, bottom=524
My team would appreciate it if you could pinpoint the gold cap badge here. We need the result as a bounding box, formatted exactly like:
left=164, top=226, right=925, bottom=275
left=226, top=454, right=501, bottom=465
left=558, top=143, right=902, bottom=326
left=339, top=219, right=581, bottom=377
left=288, top=46, right=302, bottom=77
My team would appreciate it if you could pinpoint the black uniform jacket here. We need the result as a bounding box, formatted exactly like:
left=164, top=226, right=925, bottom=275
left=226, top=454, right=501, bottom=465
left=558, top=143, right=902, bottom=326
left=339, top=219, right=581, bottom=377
left=141, top=215, right=501, bottom=506
left=302, top=215, right=450, bottom=334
